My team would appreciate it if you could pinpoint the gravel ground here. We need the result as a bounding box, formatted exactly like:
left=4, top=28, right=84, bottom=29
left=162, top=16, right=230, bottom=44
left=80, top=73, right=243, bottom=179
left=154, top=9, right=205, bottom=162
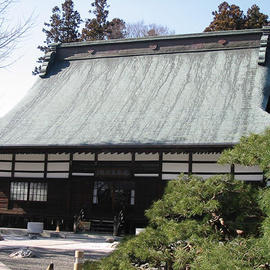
left=0, top=247, right=109, bottom=270
left=0, top=229, right=118, bottom=270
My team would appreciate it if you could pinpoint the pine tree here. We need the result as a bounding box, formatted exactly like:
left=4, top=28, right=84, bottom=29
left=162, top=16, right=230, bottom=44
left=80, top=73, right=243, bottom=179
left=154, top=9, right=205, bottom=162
left=205, top=2, right=269, bottom=32
left=205, top=2, right=245, bottom=32
left=86, top=175, right=267, bottom=269
left=245, top=4, right=268, bottom=29
left=81, top=0, right=110, bottom=41
left=81, top=0, right=126, bottom=41
left=33, top=0, right=81, bottom=75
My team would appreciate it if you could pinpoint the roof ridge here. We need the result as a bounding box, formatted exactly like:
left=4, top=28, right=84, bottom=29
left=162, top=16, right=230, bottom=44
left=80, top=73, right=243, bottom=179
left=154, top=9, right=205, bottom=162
left=55, top=28, right=264, bottom=48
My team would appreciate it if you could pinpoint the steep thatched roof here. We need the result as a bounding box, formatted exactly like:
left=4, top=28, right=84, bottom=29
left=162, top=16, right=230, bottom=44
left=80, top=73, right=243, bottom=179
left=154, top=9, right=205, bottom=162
left=0, top=28, right=270, bottom=147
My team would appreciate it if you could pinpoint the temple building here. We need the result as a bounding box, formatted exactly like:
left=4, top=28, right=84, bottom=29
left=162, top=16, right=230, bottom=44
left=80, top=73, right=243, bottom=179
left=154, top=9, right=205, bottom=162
left=0, top=27, right=269, bottom=232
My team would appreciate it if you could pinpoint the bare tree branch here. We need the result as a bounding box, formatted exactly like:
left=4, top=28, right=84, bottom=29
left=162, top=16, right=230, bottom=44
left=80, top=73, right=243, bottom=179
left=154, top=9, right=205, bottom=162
left=0, top=0, right=34, bottom=68
left=125, top=20, right=175, bottom=38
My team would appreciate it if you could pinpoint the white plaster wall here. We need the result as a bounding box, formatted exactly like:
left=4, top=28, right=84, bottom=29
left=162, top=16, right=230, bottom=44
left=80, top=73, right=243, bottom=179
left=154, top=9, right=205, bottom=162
left=72, top=172, right=94, bottom=176
left=192, top=163, right=230, bottom=173
left=16, top=154, right=45, bottom=161
left=162, top=174, right=180, bottom=180
left=0, top=154, right=12, bottom=160
left=193, top=174, right=216, bottom=179
left=162, top=163, right=188, bottom=172
left=14, top=172, right=44, bottom=178
left=48, top=154, right=70, bottom=161
left=234, top=174, right=263, bottom=181
left=0, top=172, right=11, bottom=177
left=0, top=162, right=12, bottom=170
left=192, top=153, right=221, bottom=161
left=135, top=153, right=159, bottom=161
left=47, top=172, right=69, bottom=178
left=235, top=165, right=262, bottom=173
left=15, top=163, right=44, bottom=171
left=47, top=162, right=69, bottom=171
left=163, top=153, right=189, bottom=161
left=73, top=153, right=95, bottom=161
left=98, top=153, right=132, bottom=161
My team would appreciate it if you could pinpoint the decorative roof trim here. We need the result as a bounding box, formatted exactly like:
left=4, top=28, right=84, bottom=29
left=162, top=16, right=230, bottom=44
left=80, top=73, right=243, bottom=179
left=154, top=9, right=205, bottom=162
left=39, top=43, right=60, bottom=78
left=59, top=28, right=262, bottom=48
left=258, top=26, right=270, bottom=66
left=63, top=45, right=258, bottom=62
left=38, top=29, right=263, bottom=78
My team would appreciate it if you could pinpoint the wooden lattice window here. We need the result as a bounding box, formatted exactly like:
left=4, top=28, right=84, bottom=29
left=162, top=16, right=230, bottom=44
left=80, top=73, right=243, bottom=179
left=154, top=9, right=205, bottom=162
left=29, top=182, right=47, bottom=201
left=10, top=181, right=47, bottom=202
left=10, top=182, right=28, bottom=201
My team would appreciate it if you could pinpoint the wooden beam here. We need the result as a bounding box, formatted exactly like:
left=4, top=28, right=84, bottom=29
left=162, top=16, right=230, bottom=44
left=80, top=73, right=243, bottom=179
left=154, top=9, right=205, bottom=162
left=0, top=143, right=234, bottom=155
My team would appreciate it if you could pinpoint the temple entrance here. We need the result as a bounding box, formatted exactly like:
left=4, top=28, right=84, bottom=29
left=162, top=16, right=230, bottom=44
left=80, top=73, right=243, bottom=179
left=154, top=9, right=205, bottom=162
left=92, top=180, right=135, bottom=216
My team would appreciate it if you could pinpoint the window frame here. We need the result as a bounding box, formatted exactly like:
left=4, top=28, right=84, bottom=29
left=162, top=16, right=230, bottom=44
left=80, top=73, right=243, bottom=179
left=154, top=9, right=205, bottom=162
left=10, top=180, right=48, bottom=202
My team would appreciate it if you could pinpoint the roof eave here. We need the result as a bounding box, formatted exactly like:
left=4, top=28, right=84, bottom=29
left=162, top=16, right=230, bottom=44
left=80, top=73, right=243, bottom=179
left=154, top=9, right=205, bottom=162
left=0, top=143, right=235, bottom=154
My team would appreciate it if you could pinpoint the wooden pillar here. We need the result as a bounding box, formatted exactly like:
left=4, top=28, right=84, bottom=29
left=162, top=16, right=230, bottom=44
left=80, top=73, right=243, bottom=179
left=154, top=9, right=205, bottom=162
left=230, top=164, right=235, bottom=179
left=157, top=152, right=163, bottom=197
left=131, top=152, right=135, bottom=178
left=8, top=153, right=16, bottom=209
left=66, top=153, right=73, bottom=217
left=94, top=152, right=98, bottom=178
left=158, top=152, right=162, bottom=180
left=188, top=153, right=193, bottom=175
left=44, top=153, right=48, bottom=179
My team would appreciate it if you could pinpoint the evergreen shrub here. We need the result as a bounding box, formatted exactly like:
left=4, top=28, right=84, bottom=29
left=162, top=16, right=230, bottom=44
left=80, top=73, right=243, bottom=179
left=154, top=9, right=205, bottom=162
left=84, top=173, right=270, bottom=269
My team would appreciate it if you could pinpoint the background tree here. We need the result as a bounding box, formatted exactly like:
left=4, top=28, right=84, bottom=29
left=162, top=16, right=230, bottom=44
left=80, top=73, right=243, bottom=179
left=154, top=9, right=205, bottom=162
left=245, top=4, right=269, bottom=29
left=33, top=0, right=81, bottom=75
left=81, top=0, right=109, bottom=40
left=205, top=2, right=269, bottom=32
left=0, top=0, right=33, bottom=68
left=205, top=2, right=245, bottom=32
left=125, top=20, right=175, bottom=38
left=106, top=18, right=126, bottom=39
left=81, top=0, right=126, bottom=41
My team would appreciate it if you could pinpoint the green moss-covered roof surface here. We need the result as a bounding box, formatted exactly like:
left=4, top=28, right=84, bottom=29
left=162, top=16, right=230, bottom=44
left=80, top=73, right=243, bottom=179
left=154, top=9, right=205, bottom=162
left=0, top=30, right=270, bottom=146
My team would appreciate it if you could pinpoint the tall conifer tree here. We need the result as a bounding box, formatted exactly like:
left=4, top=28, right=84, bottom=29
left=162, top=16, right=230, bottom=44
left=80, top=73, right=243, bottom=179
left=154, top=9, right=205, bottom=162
left=245, top=4, right=268, bottom=29
left=81, top=0, right=110, bottom=40
left=33, top=0, right=81, bottom=75
left=81, top=0, right=126, bottom=41
left=205, top=2, right=245, bottom=32
left=205, top=2, right=269, bottom=32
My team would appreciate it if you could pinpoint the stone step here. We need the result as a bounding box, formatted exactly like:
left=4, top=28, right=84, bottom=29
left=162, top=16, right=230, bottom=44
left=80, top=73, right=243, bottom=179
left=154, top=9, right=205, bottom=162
left=90, top=219, right=114, bottom=233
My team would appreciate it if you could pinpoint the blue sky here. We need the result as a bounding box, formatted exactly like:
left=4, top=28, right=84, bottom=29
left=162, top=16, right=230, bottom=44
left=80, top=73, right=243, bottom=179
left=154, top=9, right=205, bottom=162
left=0, top=0, right=269, bottom=116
